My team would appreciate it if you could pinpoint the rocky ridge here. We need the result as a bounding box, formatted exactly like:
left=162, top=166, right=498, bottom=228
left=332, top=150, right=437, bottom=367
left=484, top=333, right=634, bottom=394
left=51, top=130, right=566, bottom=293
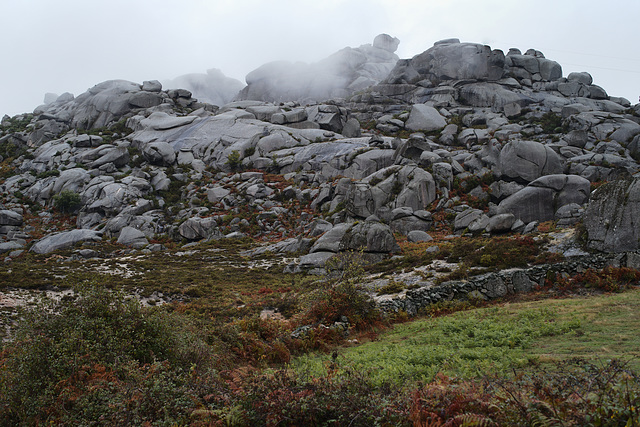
left=1, top=36, right=640, bottom=284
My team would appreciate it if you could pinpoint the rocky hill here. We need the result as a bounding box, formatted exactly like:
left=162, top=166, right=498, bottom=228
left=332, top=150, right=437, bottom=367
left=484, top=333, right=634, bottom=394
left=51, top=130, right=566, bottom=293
left=1, top=36, right=640, bottom=283
left=4, top=34, right=640, bottom=426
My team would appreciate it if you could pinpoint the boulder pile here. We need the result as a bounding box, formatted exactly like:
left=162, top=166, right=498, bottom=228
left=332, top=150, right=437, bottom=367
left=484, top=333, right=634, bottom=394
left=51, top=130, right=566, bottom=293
left=1, top=36, right=639, bottom=271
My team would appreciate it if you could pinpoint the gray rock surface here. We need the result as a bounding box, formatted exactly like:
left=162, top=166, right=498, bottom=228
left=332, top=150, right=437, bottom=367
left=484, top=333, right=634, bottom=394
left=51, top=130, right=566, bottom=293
left=0, top=210, right=23, bottom=226
left=386, top=40, right=505, bottom=85
left=143, top=141, right=176, bottom=166
left=407, top=230, right=433, bottom=243
left=310, top=223, right=352, bottom=253
left=499, top=140, right=563, bottom=182
left=178, top=217, right=219, bottom=241
left=296, top=251, right=335, bottom=271
left=117, top=226, right=149, bottom=249
left=0, top=241, right=24, bottom=254
left=487, top=213, right=516, bottom=233
left=340, top=221, right=400, bottom=253
left=405, top=104, right=447, bottom=132
left=454, top=208, right=484, bottom=231
left=498, top=174, right=590, bottom=223
left=31, top=229, right=103, bottom=254
left=2, top=35, right=638, bottom=264
left=585, top=178, right=640, bottom=252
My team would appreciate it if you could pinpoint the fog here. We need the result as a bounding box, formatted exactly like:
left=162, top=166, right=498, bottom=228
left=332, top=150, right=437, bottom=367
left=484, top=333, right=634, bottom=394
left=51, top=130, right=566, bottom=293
left=1, top=0, right=638, bottom=116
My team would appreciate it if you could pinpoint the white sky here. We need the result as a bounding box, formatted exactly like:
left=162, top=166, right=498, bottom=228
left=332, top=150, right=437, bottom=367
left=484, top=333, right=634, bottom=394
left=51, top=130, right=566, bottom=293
left=1, top=0, right=638, bottom=116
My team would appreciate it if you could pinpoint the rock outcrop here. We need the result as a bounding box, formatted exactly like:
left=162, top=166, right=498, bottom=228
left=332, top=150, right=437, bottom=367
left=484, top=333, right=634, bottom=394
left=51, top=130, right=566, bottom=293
left=31, top=229, right=103, bottom=254
left=498, top=175, right=591, bottom=223
left=585, top=178, right=640, bottom=252
left=1, top=35, right=638, bottom=263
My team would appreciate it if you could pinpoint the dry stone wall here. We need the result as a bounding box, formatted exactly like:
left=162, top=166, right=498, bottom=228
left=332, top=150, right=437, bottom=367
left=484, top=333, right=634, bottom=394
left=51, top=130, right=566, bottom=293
left=377, top=251, right=636, bottom=315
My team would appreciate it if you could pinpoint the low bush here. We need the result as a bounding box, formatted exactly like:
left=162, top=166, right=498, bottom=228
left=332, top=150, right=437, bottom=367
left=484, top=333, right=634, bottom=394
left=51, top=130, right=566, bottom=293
left=546, top=266, right=640, bottom=294
left=297, top=252, right=384, bottom=332
left=410, top=359, right=640, bottom=425
left=211, top=367, right=410, bottom=426
left=53, top=189, right=82, bottom=214
left=0, top=285, right=215, bottom=425
left=226, top=150, right=242, bottom=170
left=434, top=235, right=562, bottom=281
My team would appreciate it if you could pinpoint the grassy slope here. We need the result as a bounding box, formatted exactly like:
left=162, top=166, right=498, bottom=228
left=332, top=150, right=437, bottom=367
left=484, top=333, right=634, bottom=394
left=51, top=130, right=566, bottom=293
left=293, top=288, right=640, bottom=386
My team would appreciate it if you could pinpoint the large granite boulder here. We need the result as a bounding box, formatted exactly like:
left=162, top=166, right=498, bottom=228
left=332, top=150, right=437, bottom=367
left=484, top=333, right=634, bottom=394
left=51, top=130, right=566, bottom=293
left=142, top=141, right=177, bottom=166
left=74, top=145, right=130, bottom=168
left=458, top=83, right=533, bottom=110
left=385, top=39, right=505, bottom=85
left=178, top=217, right=219, bottom=241
left=405, top=104, right=447, bottom=132
left=103, top=210, right=160, bottom=238
left=0, top=241, right=24, bottom=254
left=310, top=221, right=399, bottom=254
left=499, top=140, right=563, bottom=183
left=52, top=168, right=91, bottom=194
left=31, top=229, right=103, bottom=254
left=454, top=208, right=489, bottom=232
left=133, top=111, right=197, bottom=131
left=497, top=174, right=590, bottom=223
left=584, top=178, right=640, bottom=252
left=129, top=106, right=335, bottom=171
left=66, top=80, right=153, bottom=130
left=0, top=210, right=23, bottom=226
left=117, top=226, right=149, bottom=249
left=505, top=51, right=562, bottom=82
left=346, top=165, right=436, bottom=218
left=339, top=221, right=400, bottom=253
left=310, top=223, right=352, bottom=253
left=83, top=178, right=151, bottom=216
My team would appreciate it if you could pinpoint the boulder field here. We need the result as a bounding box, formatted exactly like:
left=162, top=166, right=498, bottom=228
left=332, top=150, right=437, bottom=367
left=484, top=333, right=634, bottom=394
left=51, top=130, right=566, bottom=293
left=1, top=35, right=640, bottom=270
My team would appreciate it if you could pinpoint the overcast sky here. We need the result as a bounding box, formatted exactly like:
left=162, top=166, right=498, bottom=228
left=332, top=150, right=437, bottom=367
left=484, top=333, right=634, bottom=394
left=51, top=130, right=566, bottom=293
left=1, top=0, right=638, bottom=116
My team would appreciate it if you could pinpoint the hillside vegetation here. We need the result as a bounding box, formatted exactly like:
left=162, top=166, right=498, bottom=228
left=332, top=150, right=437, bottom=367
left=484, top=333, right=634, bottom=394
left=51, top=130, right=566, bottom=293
left=1, top=35, right=640, bottom=425
left=1, top=255, right=639, bottom=425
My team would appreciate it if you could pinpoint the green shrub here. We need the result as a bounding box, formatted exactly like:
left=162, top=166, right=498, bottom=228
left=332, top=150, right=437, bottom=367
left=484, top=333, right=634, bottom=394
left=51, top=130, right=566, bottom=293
left=297, top=252, right=383, bottom=333
left=546, top=266, right=640, bottom=294
left=244, top=146, right=255, bottom=157
left=226, top=150, right=242, bottom=170
left=158, top=178, right=185, bottom=206
left=36, top=169, right=60, bottom=179
left=221, top=368, right=409, bottom=426
left=0, top=114, right=33, bottom=134
left=369, top=176, right=382, bottom=187
left=391, top=180, right=403, bottom=196
left=0, top=284, right=214, bottom=425
left=85, top=118, right=133, bottom=143
left=53, top=190, right=82, bottom=214
left=534, top=111, right=567, bottom=133
left=445, top=235, right=551, bottom=270
left=377, top=281, right=406, bottom=295
left=0, top=139, right=29, bottom=160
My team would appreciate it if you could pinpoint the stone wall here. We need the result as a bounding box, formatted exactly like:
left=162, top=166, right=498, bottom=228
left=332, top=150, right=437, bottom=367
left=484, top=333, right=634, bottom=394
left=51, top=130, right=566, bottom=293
left=377, top=252, right=636, bottom=315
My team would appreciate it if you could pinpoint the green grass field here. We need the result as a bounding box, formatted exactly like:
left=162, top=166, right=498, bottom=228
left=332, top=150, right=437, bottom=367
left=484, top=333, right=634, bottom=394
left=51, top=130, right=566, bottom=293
left=293, top=289, right=640, bottom=386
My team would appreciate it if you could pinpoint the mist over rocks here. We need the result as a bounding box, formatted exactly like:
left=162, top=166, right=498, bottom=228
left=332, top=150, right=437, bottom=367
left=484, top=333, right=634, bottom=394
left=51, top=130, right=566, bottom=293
left=236, top=34, right=401, bottom=104
left=0, top=35, right=638, bottom=266
left=162, top=69, right=245, bottom=107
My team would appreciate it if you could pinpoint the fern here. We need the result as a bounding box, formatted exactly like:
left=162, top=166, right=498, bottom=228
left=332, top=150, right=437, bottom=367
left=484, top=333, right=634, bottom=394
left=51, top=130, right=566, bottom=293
left=450, top=413, right=497, bottom=426
left=527, top=401, right=562, bottom=427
